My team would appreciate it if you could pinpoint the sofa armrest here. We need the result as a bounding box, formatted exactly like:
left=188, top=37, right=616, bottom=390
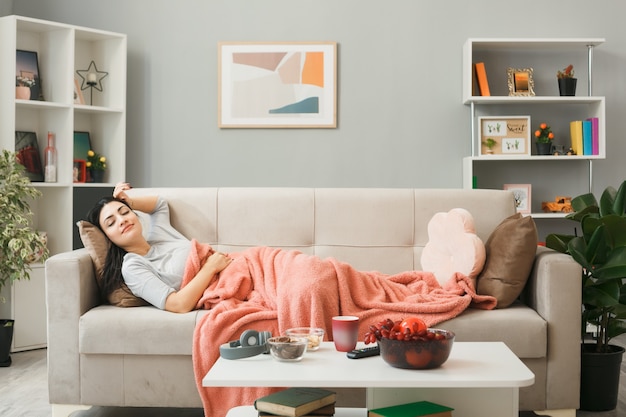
left=523, top=245, right=582, bottom=410
left=45, top=249, right=101, bottom=404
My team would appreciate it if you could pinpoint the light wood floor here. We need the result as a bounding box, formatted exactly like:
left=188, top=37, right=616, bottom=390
left=1, top=337, right=625, bottom=417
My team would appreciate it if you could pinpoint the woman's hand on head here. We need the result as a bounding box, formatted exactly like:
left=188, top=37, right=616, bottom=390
left=203, top=252, right=233, bottom=275
left=113, top=182, right=132, bottom=202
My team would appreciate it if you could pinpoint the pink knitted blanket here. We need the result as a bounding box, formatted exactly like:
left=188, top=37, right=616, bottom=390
left=185, top=240, right=496, bottom=416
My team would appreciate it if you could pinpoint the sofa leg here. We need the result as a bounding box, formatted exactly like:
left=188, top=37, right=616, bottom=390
left=532, top=409, right=576, bottom=417
left=51, top=404, right=92, bottom=417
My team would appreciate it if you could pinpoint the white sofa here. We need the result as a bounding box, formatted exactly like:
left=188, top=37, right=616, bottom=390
left=45, top=188, right=582, bottom=415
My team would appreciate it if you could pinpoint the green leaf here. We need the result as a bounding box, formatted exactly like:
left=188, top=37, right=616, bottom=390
left=545, top=234, right=572, bottom=253
left=601, top=215, right=626, bottom=248
left=571, top=193, right=598, bottom=212
left=583, top=280, right=621, bottom=308
left=599, top=186, right=618, bottom=216
left=607, top=319, right=626, bottom=340
left=612, top=181, right=626, bottom=215
left=594, top=246, right=626, bottom=280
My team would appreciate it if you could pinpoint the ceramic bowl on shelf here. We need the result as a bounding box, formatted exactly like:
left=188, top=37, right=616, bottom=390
left=378, top=329, right=455, bottom=369
left=267, top=336, right=308, bottom=362
left=285, top=327, right=325, bottom=351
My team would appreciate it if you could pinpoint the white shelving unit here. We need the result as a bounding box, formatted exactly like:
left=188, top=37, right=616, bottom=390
left=0, top=15, right=126, bottom=351
left=462, top=38, right=605, bottom=219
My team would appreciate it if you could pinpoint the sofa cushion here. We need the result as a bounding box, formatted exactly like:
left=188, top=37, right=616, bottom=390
left=440, top=302, right=546, bottom=358
left=420, top=208, right=485, bottom=286
left=476, top=213, right=538, bottom=308
left=77, top=220, right=148, bottom=307
left=79, top=305, right=210, bottom=355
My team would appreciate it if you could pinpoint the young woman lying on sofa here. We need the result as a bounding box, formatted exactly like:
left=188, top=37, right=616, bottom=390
left=87, top=182, right=495, bottom=315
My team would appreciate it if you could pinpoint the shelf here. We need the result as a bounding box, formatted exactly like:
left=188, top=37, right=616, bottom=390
left=0, top=15, right=126, bottom=351
left=532, top=212, right=569, bottom=219
left=462, top=37, right=604, bottom=215
left=466, top=154, right=602, bottom=161
left=467, top=37, right=605, bottom=49
left=464, top=95, right=604, bottom=105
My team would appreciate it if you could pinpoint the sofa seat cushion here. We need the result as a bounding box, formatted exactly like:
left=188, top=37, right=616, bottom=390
left=439, top=302, right=546, bottom=358
left=79, top=305, right=210, bottom=355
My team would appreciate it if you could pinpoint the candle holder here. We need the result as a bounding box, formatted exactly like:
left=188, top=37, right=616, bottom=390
left=76, top=61, right=108, bottom=105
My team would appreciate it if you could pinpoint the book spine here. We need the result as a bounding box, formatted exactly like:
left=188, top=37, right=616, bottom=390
left=474, top=62, right=490, bottom=96
left=570, top=120, right=583, bottom=156
left=587, top=117, right=599, bottom=155
left=582, top=120, right=592, bottom=156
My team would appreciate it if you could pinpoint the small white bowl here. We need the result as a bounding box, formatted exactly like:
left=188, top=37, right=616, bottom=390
left=285, top=327, right=325, bottom=351
left=267, top=336, right=308, bottom=362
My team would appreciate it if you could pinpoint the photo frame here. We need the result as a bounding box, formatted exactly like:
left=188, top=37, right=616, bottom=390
left=16, top=50, right=43, bottom=101
left=73, top=131, right=92, bottom=161
left=504, top=184, right=532, bottom=214
left=15, top=131, right=44, bottom=182
left=507, top=67, right=535, bottom=97
left=218, top=41, right=337, bottom=128
left=74, top=79, right=85, bottom=105
left=478, top=116, right=531, bottom=156
left=73, top=159, right=87, bottom=183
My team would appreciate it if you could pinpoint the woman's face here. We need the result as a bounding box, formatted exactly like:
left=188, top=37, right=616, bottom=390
left=98, top=201, right=143, bottom=248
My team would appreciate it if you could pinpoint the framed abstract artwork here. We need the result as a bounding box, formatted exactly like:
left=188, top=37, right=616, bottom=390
left=218, top=41, right=337, bottom=128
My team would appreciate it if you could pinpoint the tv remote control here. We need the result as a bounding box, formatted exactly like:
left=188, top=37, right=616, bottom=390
left=346, top=345, right=380, bottom=359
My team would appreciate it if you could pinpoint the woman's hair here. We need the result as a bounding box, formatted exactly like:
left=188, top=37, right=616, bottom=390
left=86, top=197, right=131, bottom=302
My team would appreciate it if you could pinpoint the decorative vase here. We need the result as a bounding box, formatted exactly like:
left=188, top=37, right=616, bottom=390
left=15, top=86, right=30, bottom=100
left=536, top=142, right=552, bottom=155
left=90, top=169, right=105, bottom=183
left=0, top=319, right=14, bottom=367
left=580, top=343, right=625, bottom=411
left=558, top=78, right=577, bottom=96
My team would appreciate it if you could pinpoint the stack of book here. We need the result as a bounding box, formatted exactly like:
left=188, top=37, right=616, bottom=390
left=569, top=117, right=599, bottom=156
left=254, top=387, right=337, bottom=417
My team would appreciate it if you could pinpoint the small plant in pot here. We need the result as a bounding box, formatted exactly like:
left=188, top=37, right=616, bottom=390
left=545, top=180, right=626, bottom=411
left=534, top=122, right=554, bottom=155
left=557, top=64, right=577, bottom=96
left=0, top=150, right=49, bottom=366
left=482, top=138, right=497, bottom=155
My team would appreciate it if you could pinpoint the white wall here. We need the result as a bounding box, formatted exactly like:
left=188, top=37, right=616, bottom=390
left=7, top=0, right=626, bottom=195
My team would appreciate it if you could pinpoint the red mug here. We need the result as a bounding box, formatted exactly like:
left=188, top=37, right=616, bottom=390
left=332, top=315, right=360, bottom=352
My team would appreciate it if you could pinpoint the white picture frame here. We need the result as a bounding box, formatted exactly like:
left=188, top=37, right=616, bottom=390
left=504, top=183, right=532, bottom=214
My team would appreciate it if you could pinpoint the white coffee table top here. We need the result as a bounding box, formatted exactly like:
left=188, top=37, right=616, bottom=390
left=203, top=341, right=534, bottom=388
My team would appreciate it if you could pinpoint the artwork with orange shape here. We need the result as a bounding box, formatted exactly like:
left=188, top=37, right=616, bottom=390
left=219, top=42, right=336, bottom=128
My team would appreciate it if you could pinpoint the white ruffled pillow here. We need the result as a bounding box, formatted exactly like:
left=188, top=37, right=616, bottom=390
left=420, top=208, right=486, bottom=287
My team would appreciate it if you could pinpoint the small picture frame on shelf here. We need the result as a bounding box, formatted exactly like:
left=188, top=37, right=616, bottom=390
left=504, top=184, right=532, bottom=214
left=73, top=131, right=92, bottom=160
left=478, top=116, right=531, bottom=156
left=74, top=79, right=85, bottom=105
left=15, top=131, right=44, bottom=182
left=73, top=159, right=87, bottom=183
left=16, top=50, right=43, bottom=101
left=507, top=67, right=535, bottom=97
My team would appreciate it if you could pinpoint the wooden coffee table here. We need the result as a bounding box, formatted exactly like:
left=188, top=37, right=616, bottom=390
left=203, top=341, right=534, bottom=417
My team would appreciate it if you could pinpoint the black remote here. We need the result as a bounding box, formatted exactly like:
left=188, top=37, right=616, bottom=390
left=346, top=345, right=380, bottom=359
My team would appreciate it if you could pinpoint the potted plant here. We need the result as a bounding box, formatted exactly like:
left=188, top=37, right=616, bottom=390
left=545, top=180, right=626, bottom=411
left=557, top=64, right=577, bottom=96
left=482, top=138, right=497, bottom=155
left=15, top=75, right=35, bottom=100
left=0, top=149, right=49, bottom=366
left=86, top=149, right=107, bottom=183
left=534, top=122, right=554, bottom=155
